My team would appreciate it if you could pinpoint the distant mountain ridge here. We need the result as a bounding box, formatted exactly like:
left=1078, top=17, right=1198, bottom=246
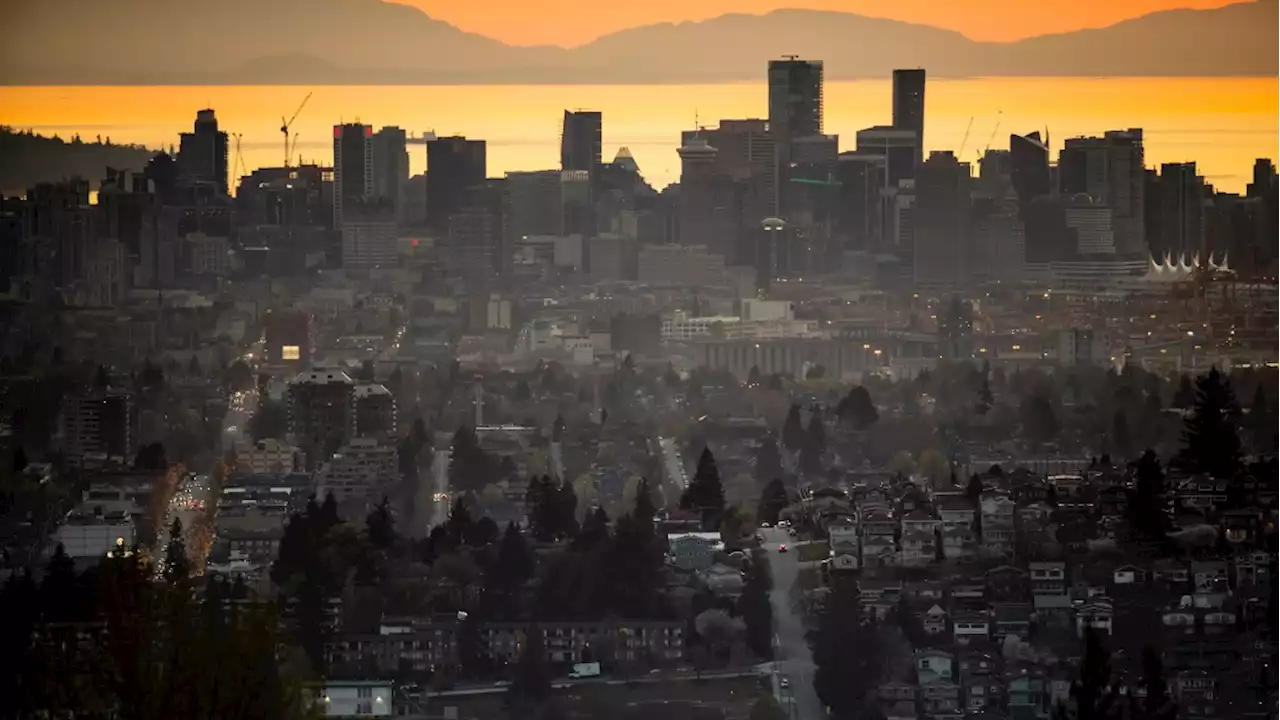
left=2, top=0, right=1275, bottom=84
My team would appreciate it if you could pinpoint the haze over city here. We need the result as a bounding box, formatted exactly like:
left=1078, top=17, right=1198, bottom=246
left=0, top=3, right=1276, bottom=720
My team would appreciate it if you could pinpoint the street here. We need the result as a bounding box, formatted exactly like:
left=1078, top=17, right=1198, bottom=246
left=763, top=526, right=826, bottom=720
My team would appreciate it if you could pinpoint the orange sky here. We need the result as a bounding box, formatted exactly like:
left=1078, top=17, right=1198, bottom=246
left=402, top=0, right=1240, bottom=47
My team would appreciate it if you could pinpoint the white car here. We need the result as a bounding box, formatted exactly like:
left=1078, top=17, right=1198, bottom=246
left=780, top=678, right=790, bottom=689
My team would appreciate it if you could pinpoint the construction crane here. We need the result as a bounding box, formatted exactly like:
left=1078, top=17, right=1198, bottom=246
left=957, top=116, right=975, bottom=158
left=980, top=110, right=1004, bottom=158
left=232, top=133, right=248, bottom=182
left=280, top=92, right=312, bottom=167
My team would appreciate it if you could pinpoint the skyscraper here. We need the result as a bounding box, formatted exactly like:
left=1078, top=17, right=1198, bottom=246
left=427, top=135, right=487, bottom=236
left=177, top=109, right=229, bottom=195
left=1009, top=132, right=1051, bottom=208
left=892, top=69, right=926, bottom=165
left=912, top=151, right=972, bottom=288
left=561, top=110, right=603, bottom=173
left=332, top=123, right=373, bottom=228
left=768, top=58, right=824, bottom=141
left=371, top=126, right=408, bottom=218
left=1058, top=129, right=1146, bottom=256
left=1154, top=162, right=1206, bottom=258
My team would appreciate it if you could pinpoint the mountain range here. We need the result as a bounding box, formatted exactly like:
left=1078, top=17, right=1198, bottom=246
left=2, top=0, right=1275, bottom=85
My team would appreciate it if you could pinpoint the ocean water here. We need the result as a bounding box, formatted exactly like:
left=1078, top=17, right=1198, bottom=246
left=1, top=77, right=1275, bottom=192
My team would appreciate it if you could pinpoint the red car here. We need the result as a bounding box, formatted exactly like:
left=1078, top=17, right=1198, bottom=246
left=777, top=544, right=788, bottom=553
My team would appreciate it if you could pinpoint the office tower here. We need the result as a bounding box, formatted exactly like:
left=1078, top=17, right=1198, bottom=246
left=1153, top=162, right=1206, bottom=258
left=333, top=123, right=373, bottom=228
left=912, top=151, right=971, bottom=288
left=835, top=153, right=886, bottom=252
left=1065, top=196, right=1117, bottom=255
left=264, top=308, right=312, bottom=365
left=448, top=179, right=506, bottom=285
left=969, top=195, right=1025, bottom=284
left=372, top=126, right=409, bottom=217
left=682, top=119, right=778, bottom=220
left=1058, top=129, right=1146, bottom=256
left=855, top=126, right=919, bottom=189
left=561, top=110, right=603, bottom=173
left=1249, top=158, right=1278, bottom=198
left=341, top=217, right=397, bottom=269
left=61, top=388, right=134, bottom=466
left=427, top=135, right=487, bottom=235
left=768, top=57, right=823, bottom=215
left=1009, top=132, right=1051, bottom=208
left=892, top=69, right=927, bottom=165
left=768, top=58, right=824, bottom=141
left=505, top=170, right=568, bottom=238
left=177, top=109, right=230, bottom=195
left=287, top=367, right=356, bottom=470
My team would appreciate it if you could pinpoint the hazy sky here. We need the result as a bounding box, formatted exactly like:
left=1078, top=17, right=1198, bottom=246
left=404, top=0, right=1240, bottom=46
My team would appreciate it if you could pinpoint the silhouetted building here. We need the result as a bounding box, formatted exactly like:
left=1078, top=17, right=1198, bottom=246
left=1059, top=129, right=1146, bottom=256
left=892, top=69, right=926, bottom=166
left=287, top=367, right=356, bottom=470
left=177, top=109, right=229, bottom=196
left=683, top=119, right=778, bottom=221
left=1009, top=132, right=1051, bottom=209
left=62, top=388, right=134, bottom=466
left=912, top=151, right=971, bottom=288
left=333, top=123, right=373, bottom=228
left=835, top=153, right=886, bottom=252
left=372, top=126, right=409, bottom=221
left=855, top=126, right=918, bottom=189
left=676, top=136, right=743, bottom=263
left=447, top=179, right=506, bottom=284
left=768, top=58, right=824, bottom=141
left=561, top=110, right=603, bottom=173
left=264, top=309, right=312, bottom=366
left=427, top=135, right=486, bottom=236
left=1153, top=162, right=1206, bottom=258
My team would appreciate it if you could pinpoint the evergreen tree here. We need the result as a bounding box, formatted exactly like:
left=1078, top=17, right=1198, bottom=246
left=975, top=372, right=994, bottom=416
left=681, top=447, right=726, bottom=528
left=965, top=473, right=985, bottom=501
left=1112, top=410, right=1134, bottom=461
left=446, top=497, right=474, bottom=547
left=1128, top=450, right=1168, bottom=541
left=1246, top=383, right=1275, bottom=454
left=754, top=436, right=783, bottom=486
left=1177, top=367, right=1242, bottom=479
left=633, top=477, right=657, bottom=525
left=1020, top=394, right=1060, bottom=447
left=806, top=413, right=827, bottom=456
left=1071, top=628, right=1119, bottom=720
left=747, top=365, right=762, bottom=385
left=163, top=517, right=191, bottom=585
left=756, top=478, right=790, bottom=525
left=808, top=581, right=885, bottom=719
left=553, top=478, right=580, bottom=539
left=41, top=543, right=79, bottom=621
left=782, top=405, right=806, bottom=452
left=837, top=386, right=879, bottom=430
left=1172, top=375, right=1195, bottom=409
left=366, top=496, right=395, bottom=551
left=514, top=378, right=532, bottom=403
left=526, top=475, right=558, bottom=542
left=1137, top=645, right=1176, bottom=720
left=507, top=624, right=552, bottom=715
left=738, top=550, right=774, bottom=660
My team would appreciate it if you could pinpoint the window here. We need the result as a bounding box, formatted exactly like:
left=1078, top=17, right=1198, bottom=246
left=357, top=687, right=373, bottom=698
left=282, top=345, right=301, bottom=361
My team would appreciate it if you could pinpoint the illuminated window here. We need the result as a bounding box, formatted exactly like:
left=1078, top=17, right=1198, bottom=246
left=281, top=345, right=301, bottom=361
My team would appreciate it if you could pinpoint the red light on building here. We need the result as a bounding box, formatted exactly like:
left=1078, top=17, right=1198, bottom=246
left=333, top=126, right=342, bottom=138
left=410, top=238, right=420, bottom=247
left=364, top=126, right=373, bottom=138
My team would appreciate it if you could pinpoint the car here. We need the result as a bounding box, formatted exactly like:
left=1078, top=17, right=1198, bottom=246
left=788, top=528, right=798, bottom=537
left=760, top=522, right=772, bottom=528
left=777, top=544, right=788, bottom=553
left=780, top=678, right=790, bottom=689
left=778, top=520, right=791, bottom=528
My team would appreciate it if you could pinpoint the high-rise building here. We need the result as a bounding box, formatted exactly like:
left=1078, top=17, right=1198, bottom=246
left=1153, top=162, right=1206, bottom=258
left=855, top=126, right=919, bottom=189
left=287, top=367, right=356, bottom=470
left=1058, top=129, right=1146, bottom=256
left=427, top=136, right=487, bottom=235
left=768, top=58, right=824, bottom=141
left=341, top=217, right=398, bottom=269
left=447, top=179, right=506, bottom=284
left=61, top=388, right=134, bottom=466
left=561, top=110, right=603, bottom=173
left=178, top=109, right=229, bottom=195
left=892, top=69, right=926, bottom=166
left=835, top=153, right=886, bottom=252
left=371, top=126, right=409, bottom=219
left=912, top=151, right=971, bottom=288
left=353, top=383, right=397, bottom=440
left=333, top=123, right=373, bottom=228
left=676, top=136, right=743, bottom=263
left=1009, top=132, right=1051, bottom=208
left=682, top=119, right=777, bottom=220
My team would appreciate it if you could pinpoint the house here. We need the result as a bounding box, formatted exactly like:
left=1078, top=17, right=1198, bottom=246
left=829, top=553, right=859, bottom=573
left=923, top=605, right=949, bottom=636
left=1007, top=671, right=1051, bottom=720
left=667, top=533, right=720, bottom=571
left=1174, top=671, right=1219, bottom=719
left=992, top=602, right=1033, bottom=640
left=1112, top=564, right=1147, bottom=586
left=919, top=678, right=962, bottom=716
left=828, top=519, right=858, bottom=557
left=959, top=651, right=1002, bottom=713
left=936, top=495, right=978, bottom=561
left=1152, top=559, right=1191, bottom=586
left=979, top=493, right=1017, bottom=558
left=862, top=534, right=898, bottom=569
left=1096, top=485, right=1129, bottom=517
left=952, top=612, right=991, bottom=646
left=985, top=565, right=1030, bottom=601
left=901, top=530, right=937, bottom=567
left=915, top=648, right=955, bottom=684
left=1190, top=560, right=1228, bottom=593
left=1029, top=561, right=1071, bottom=612
left=877, top=680, right=917, bottom=706
left=311, top=680, right=395, bottom=717
left=1075, top=597, right=1114, bottom=637
left=1233, top=551, right=1273, bottom=590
